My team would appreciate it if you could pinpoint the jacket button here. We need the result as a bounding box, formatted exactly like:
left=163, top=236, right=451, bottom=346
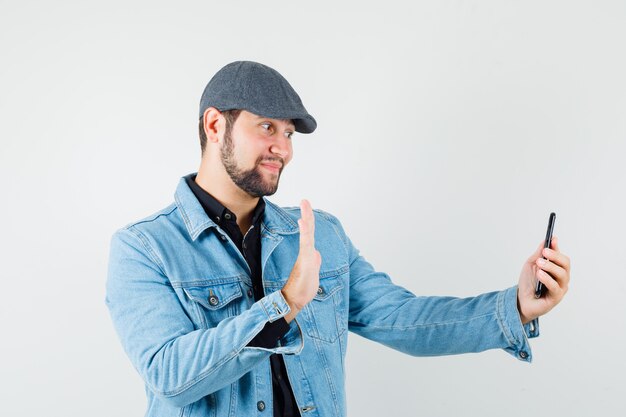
left=519, top=351, right=528, bottom=359
left=247, top=289, right=253, bottom=297
left=224, top=213, right=232, bottom=220
left=317, top=287, right=324, bottom=295
left=219, top=235, right=227, bottom=241
left=257, top=401, right=266, bottom=411
left=208, top=295, right=219, bottom=306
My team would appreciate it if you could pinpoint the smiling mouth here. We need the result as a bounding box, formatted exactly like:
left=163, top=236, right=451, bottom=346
left=260, top=162, right=282, bottom=173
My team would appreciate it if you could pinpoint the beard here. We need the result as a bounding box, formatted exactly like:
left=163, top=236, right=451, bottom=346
left=220, top=130, right=284, bottom=198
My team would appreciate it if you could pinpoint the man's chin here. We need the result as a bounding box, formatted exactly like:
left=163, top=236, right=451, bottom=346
left=258, top=182, right=279, bottom=197
left=244, top=181, right=279, bottom=198
left=231, top=167, right=278, bottom=197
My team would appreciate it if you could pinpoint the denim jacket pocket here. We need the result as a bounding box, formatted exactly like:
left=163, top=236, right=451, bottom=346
left=303, top=273, right=346, bottom=343
left=183, top=282, right=244, bottom=329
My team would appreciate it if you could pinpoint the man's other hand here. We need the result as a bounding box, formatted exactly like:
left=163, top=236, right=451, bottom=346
left=517, top=236, right=571, bottom=324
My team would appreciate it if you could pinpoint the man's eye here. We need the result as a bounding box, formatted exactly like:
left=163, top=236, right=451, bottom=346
left=261, top=123, right=271, bottom=131
left=285, top=131, right=294, bottom=139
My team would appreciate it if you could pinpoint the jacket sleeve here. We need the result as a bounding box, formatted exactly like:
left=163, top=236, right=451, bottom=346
left=324, top=213, right=539, bottom=362
left=105, top=227, right=303, bottom=408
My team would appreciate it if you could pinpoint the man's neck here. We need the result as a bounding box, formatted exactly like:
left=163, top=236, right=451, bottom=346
left=195, top=165, right=259, bottom=233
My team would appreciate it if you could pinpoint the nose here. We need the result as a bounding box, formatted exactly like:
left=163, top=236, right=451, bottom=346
left=269, top=135, right=291, bottom=160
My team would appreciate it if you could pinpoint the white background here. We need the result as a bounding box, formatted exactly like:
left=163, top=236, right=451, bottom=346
left=1, top=1, right=624, bottom=416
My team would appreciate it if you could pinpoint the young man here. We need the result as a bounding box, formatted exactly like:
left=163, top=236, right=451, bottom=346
left=106, top=61, right=570, bottom=417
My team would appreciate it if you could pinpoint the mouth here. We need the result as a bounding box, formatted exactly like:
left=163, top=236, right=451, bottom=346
left=260, top=162, right=282, bottom=173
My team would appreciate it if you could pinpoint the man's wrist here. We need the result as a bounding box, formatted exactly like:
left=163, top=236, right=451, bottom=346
left=516, top=291, right=533, bottom=325
left=281, top=289, right=302, bottom=323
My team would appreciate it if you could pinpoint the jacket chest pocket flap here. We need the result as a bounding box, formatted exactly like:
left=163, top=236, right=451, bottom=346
left=183, top=282, right=243, bottom=328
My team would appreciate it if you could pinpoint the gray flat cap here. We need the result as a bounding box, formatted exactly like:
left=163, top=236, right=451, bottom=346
left=199, top=61, right=317, bottom=134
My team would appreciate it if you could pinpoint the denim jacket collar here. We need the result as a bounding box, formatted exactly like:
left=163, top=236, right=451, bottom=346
left=174, top=174, right=299, bottom=241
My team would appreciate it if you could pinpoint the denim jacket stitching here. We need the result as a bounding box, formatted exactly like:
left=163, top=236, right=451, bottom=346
left=125, top=203, right=177, bottom=229
left=494, top=289, right=517, bottom=347
left=171, top=275, right=251, bottom=288
left=155, top=318, right=271, bottom=398
left=126, top=226, right=167, bottom=274
left=310, top=335, right=342, bottom=415
left=174, top=193, right=213, bottom=241
left=263, top=200, right=299, bottom=234
left=347, top=311, right=495, bottom=331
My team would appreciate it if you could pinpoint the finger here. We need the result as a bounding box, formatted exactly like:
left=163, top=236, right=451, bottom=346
left=301, top=199, right=314, bottom=225
left=536, top=258, right=566, bottom=284
left=298, top=199, right=315, bottom=250
left=298, top=216, right=314, bottom=250
left=543, top=249, right=571, bottom=274
left=301, top=199, right=315, bottom=232
left=536, top=268, right=561, bottom=295
left=541, top=254, right=571, bottom=289
left=542, top=237, right=571, bottom=273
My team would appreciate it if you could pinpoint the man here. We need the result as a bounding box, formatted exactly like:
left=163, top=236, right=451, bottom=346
left=106, top=61, right=570, bottom=417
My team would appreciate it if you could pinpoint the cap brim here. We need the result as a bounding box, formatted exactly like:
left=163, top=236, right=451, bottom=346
left=293, top=114, right=317, bottom=134
left=210, top=105, right=317, bottom=134
left=238, top=107, right=317, bottom=134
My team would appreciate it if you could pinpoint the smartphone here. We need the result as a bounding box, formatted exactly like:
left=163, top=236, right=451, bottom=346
left=534, top=212, right=556, bottom=298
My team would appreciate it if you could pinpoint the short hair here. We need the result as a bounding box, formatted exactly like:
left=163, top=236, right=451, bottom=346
left=199, top=109, right=242, bottom=155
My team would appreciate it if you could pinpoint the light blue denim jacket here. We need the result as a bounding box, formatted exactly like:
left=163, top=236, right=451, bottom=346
left=106, top=175, right=539, bottom=417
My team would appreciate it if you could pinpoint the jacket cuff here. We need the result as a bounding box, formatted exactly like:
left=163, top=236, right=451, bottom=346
left=524, top=317, right=540, bottom=339
left=245, top=290, right=304, bottom=355
left=260, top=289, right=291, bottom=322
left=247, top=318, right=290, bottom=348
left=497, top=286, right=535, bottom=363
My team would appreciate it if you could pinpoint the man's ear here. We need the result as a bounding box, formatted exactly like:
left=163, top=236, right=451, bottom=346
left=203, top=107, right=222, bottom=144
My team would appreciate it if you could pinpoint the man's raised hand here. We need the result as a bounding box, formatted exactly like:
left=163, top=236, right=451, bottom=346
left=281, top=199, right=322, bottom=323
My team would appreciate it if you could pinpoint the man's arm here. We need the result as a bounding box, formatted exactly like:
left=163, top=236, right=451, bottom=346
left=105, top=227, right=302, bottom=408
left=326, top=213, right=541, bottom=362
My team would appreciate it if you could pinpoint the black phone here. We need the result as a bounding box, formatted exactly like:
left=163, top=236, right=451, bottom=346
left=534, top=212, right=556, bottom=298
